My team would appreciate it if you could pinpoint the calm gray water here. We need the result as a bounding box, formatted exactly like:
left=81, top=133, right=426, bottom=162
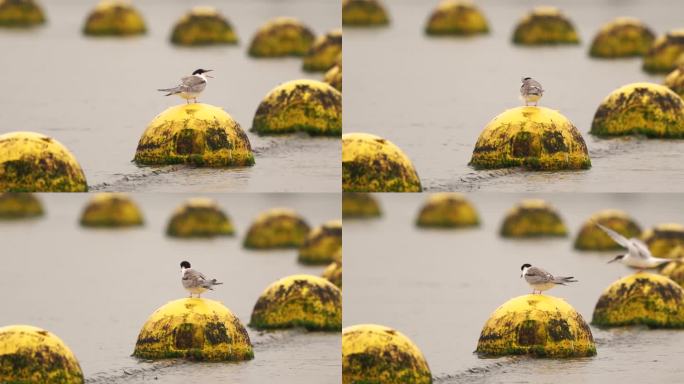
left=344, top=193, right=684, bottom=383
left=0, top=193, right=341, bottom=383
left=345, top=0, right=684, bottom=192
left=0, top=0, right=340, bottom=192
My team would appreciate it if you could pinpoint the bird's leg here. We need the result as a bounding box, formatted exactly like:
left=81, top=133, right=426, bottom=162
left=186, top=99, right=190, bottom=105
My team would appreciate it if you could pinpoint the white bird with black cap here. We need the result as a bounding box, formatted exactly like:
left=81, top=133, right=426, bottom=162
left=180, top=261, right=222, bottom=298
left=595, top=223, right=670, bottom=270
left=158, top=68, right=214, bottom=104
left=520, top=263, right=577, bottom=294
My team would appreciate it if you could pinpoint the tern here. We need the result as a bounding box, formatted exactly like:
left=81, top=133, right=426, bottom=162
left=180, top=261, right=222, bottom=298
left=521, top=263, right=577, bottom=294
left=520, top=77, right=544, bottom=106
left=596, top=223, right=670, bottom=270
left=158, top=69, right=213, bottom=104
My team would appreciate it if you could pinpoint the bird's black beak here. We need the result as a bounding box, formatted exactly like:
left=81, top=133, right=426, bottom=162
left=607, top=255, right=621, bottom=264
left=205, top=69, right=214, bottom=78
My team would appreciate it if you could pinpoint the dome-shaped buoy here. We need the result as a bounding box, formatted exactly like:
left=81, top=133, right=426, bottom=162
left=134, top=103, right=254, bottom=166
left=500, top=199, right=567, bottom=238
left=133, top=298, right=253, bottom=361
left=665, top=66, right=684, bottom=97
left=342, top=324, right=432, bottom=384
left=470, top=106, right=591, bottom=170
left=641, top=223, right=684, bottom=258
left=243, top=208, right=311, bottom=249
left=250, top=275, right=342, bottom=331
left=0, top=0, right=45, bottom=27
left=79, top=193, right=144, bottom=228
left=298, top=219, right=342, bottom=265
left=0, top=192, right=43, bottom=219
left=589, top=17, right=655, bottom=58
left=342, top=0, right=389, bottom=27
left=424, top=0, right=489, bottom=36
left=303, top=29, right=342, bottom=72
left=590, top=82, right=684, bottom=138
left=574, top=209, right=642, bottom=251
left=592, top=273, right=684, bottom=328
left=0, top=131, right=88, bottom=192
left=170, top=6, right=238, bottom=46
left=248, top=17, right=315, bottom=57
left=342, top=192, right=381, bottom=218
left=643, top=29, right=684, bottom=73
left=322, top=261, right=342, bottom=288
left=166, top=198, right=234, bottom=238
left=0, top=325, right=84, bottom=383
left=251, top=79, right=342, bottom=136
left=476, top=295, right=596, bottom=357
left=343, top=133, right=422, bottom=192
left=512, top=6, right=579, bottom=45
left=324, top=60, right=342, bottom=92
left=82, top=0, right=146, bottom=36
left=415, top=193, right=479, bottom=228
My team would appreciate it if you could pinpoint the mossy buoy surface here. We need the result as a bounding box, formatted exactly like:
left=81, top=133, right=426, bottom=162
left=574, top=209, right=642, bottom=251
left=589, top=17, right=655, bottom=58
left=0, top=325, right=84, bottom=383
left=170, top=6, right=238, bottom=46
left=641, top=223, right=684, bottom=258
left=470, top=106, right=590, bottom=171
left=322, top=261, right=342, bottom=288
left=343, top=133, right=422, bottom=192
left=0, top=0, right=45, bottom=27
left=342, top=324, right=432, bottom=384
left=342, top=192, right=381, bottom=218
left=512, top=6, right=579, bottom=45
left=662, top=259, right=684, bottom=288
left=342, top=0, right=389, bottom=26
left=80, top=193, right=144, bottom=228
left=590, top=82, right=684, bottom=138
left=416, top=193, right=479, bottom=228
left=643, top=29, right=684, bottom=73
left=476, top=295, right=596, bottom=357
left=134, top=103, right=254, bottom=167
left=243, top=208, right=311, bottom=249
left=166, top=198, right=234, bottom=238
left=303, top=29, right=342, bottom=72
left=250, top=274, right=342, bottom=331
left=298, top=219, right=342, bottom=265
left=133, top=298, right=253, bottom=361
left=592, top=273, right=684, bottom=328
left=248, top=17, right=315, bottom=57
left=324, top=61, right=342, bottom=92
left=0, top=192, right=43, bottom=219
left=500, top=199, right=567, bottom=238
left=665, top=67, right=684, bottom=98
left=424, top=0, right=489, bottom=36
left=82, top=0, right=146, bottom=36
left=251, top=79, right=342, bottom=136
left=0, top=131, right=87, bottom=192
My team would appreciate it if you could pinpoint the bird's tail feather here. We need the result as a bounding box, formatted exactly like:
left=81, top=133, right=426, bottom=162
left=158, top=87, right=180, bottom=96
left=554, top=276, right=577, bottom=284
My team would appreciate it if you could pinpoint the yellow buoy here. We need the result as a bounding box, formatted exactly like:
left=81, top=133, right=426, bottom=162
left=248, top=17, right=315, bottom=57
left=170, top=6, right=238, bottom=46
left=665, top=66, right=684, bottom=97
left=641, top=223, right=684, bottom=258
left=250, top=274, right=342, bottom=331
left=322, top=261, right=342, bottom=288
left=298, top=219, right=342, bottom=265
left=303, top=29, right=342, bottom=72
left=342, top=192, right=382, bottom=218
left=79, top=193, right=144, bottom=228
left=589, top=17, right=655, bottom=58
left=424, top=0, right=489, bottom=36
left=324, top=61, right=342, bottom=92
left=415, top=192, right=479, bottom=228
left=643, top=29, right=684, bottom=73
left=0, top=0, right=45, bottom=27
left=134, top=103, right=254, bottom=166
left=0, top=325, right=84, bottom=383
left=342, top=324, right=432, bottom=384
left=342, top=0, right=389, bottom=26
left=243, top=208, right=311, bottom=249
left=574, top=209, right=642, bottom=251
left=661, top=257, right=684, bottom=288
left=512, top=6, right=579, bottom=45
left=82, top=0, right=146, bottom=36
left=0, top=131, right=88, bottom=192
left=0, top=192, right=43, bottom=219
left=500, top=199, right=567, bottom=238
left=133, top=298, right=253, bottom=361
left=166, top=198, right=234, bottom=238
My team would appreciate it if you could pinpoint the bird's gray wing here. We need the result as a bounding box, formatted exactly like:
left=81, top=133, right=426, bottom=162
left=596, top=223, right=630, bottom=248
left=631, top=239, right=653, bottom=260
left=526, top=266, right=553, bottom=284
left=183, top=269, right=207, bottom=285
left=181, top=75, right=206, bottom=87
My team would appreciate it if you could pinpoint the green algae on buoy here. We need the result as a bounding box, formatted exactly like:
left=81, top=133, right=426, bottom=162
left=476, top=294, right=596, bottom=357
left=661, top=255, right=684, bottom=288
left=243, top=208, right=311, bottom=249
left=512, top=6, right=579, bottom=45
left=79, top=193, right=144, bottom=228
left=82, top=0, right=146, bottom=36
left=170, top=6, right=238, bottom=46
left=249, top=274, right=342, bottom=331
left=134, top=103, right=254, bottom=167
left=303, top=29, right=342, bottom=72
left=0, top=0, right=45, bottom=27
left=0, top=325, right=84, bottom=383
left=665, top=66, right=684, bottom=98
left=643, top=29, right=684, bottom=73
left=248, top=17, right=315, bottom=57
left=424, top=0, right=489, bottom=36
left=574, top=209, right=642, bottom=251
left=589, top=17, right=655, bottom=58
left=641, top=223, right=684, bottom=258
left=500, top=199, right=567, bottom=238
left=324, top=61, right=342, bottom=92
left=166, top=198, right=234, bottom=238
left=342, top=324, right=432, bottom=384
left=415, top=193, right=479, bottom=228
left=342, top=0, right=389, bottom=27
left=322, top=261, right=342, bottom=288
left=590, top=82, right=684, bottom=138
left=251, top=79, right=342, bottom=136
left=0, top=192, right=43, bottom=219
left=592, top=273, right=684, bottom=328
left=470, top=106, right=591, bottom=171
left=343, top=133, right=422, bottom=192
left=342, top=192, right=381, bottom=218
left=133, top=298, right=253, bottom=361
left=298, top=219, right=342, bottom=265
left=0, top=131, right=88, bottom=192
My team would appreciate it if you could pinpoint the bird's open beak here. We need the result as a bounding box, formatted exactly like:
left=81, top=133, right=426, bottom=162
left=607, top=255, right=621, bottom=264
left=205, top=69, right=214, bottom=78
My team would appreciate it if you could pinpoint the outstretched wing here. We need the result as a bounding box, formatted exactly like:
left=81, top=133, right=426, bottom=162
left=596, top=223, right=630, bottom=248
left=631, top=239, right=653, bottom=260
